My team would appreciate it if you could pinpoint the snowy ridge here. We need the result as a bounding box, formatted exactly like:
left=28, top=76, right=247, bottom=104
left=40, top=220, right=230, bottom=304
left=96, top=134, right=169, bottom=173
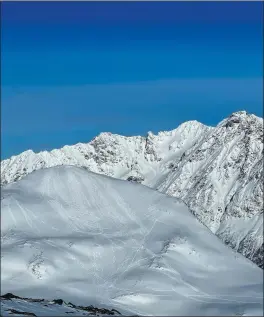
left=1, top=120, right=210, bottom=185
left=1, top=111, right=263, bottom=268
left=1, top=293, right=122, bottom=316
left=156, top=111, right=263, bottom=268
left=1, top=166, right=263, bottom=316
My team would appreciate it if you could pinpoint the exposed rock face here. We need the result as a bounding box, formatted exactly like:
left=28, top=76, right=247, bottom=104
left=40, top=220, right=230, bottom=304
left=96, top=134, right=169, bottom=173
left=127, top=175, right=145, bottom=183
left=1, top=111, right=263, bottom=268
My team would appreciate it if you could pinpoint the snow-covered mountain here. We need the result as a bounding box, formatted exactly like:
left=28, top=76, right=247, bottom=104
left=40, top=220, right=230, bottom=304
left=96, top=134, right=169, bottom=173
left=1, top=166, right=263, bottom=316
left=1, top=111, right=263, bottom=268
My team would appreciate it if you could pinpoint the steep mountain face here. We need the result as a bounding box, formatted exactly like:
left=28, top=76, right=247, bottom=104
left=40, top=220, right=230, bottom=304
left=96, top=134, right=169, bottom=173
left=1, top=166, right=263, bottom=316
left=156, top=111, right=264, bottom=269
left=1, top=111, right=263, bottom=268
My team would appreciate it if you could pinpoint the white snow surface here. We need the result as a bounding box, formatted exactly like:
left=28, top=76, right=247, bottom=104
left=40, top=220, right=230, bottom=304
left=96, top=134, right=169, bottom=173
left=1, top=165, right=263, bottom=316
left=1, top=111, right=263, bottom=267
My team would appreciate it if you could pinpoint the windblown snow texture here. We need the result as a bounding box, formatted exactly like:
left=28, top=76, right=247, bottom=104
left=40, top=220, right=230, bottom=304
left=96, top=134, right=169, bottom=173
left=1, top=166, right=263, bottom=316
left=1, top=111, right=263, bottom=268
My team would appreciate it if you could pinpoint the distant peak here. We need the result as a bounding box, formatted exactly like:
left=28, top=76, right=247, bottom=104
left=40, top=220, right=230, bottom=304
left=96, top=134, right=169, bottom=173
left=95, top=132, right=113, bottom=139
left=229, top=111, right=248, bottom=118
left=147, top=131, right=154, bottom=138
left=17, top=149, right=35, bottom=158
left=228, top=111, right=262, bottom=121
left=217, top=111, right=262, bottom=128
left=91, top=132, right=114, bottom=143
left=177, top=120, right=207, bottom=128
left=233, top=110, right=248, bottom=115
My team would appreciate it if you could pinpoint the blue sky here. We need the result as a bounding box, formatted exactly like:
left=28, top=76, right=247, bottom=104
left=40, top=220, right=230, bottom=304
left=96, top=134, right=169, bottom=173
left=1, top=1, right=263, bottom=159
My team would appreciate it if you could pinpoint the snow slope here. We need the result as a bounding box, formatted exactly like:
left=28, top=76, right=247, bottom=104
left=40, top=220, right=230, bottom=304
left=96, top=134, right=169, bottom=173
left=1, top=111, right=263, bottom=268
left=1, top=166, right=263, bottom=316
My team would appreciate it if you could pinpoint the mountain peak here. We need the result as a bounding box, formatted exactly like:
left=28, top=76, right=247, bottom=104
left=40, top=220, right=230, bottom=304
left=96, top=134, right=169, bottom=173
left=231, top=110, right=248, bottom=117
left=217, top=111, right=262, bottom=129
left=228, top=110, right=262, bottom=122
left=1, top=112, right=263, bottom=268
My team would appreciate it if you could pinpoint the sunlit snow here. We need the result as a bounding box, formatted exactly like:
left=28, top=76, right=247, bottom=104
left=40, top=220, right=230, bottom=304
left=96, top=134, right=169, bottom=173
left=1, top=165, right=263, bottom=316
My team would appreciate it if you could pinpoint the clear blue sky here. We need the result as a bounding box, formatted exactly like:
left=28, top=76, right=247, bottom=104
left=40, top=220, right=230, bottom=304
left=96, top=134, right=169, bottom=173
left=1, top=1, right=263, bottom=159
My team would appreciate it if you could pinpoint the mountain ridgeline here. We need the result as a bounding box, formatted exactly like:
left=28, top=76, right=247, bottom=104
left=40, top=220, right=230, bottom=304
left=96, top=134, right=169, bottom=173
left=1, top=111, right=263, bottom=268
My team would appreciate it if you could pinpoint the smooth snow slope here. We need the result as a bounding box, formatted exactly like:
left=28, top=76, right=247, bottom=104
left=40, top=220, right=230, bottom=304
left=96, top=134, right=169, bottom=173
left=1, top=166, right=263, bottom=316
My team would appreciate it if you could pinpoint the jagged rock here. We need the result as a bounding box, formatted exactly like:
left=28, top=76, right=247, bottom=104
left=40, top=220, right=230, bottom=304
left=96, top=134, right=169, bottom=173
left=52, top=299, right=64, bottom=305
left=1, top=293, right=21, bottom=300
left=6, top=309, right=37, bottom=316
left=127, top=175, right=144, bottom=183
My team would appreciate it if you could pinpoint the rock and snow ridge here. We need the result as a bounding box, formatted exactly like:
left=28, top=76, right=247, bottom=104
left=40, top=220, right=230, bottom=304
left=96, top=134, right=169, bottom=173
left=1, top=166, right=263, bottom=316
left=1, top=111, right=263, bottom=268
left=1, top=293, right=122, bottom=317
